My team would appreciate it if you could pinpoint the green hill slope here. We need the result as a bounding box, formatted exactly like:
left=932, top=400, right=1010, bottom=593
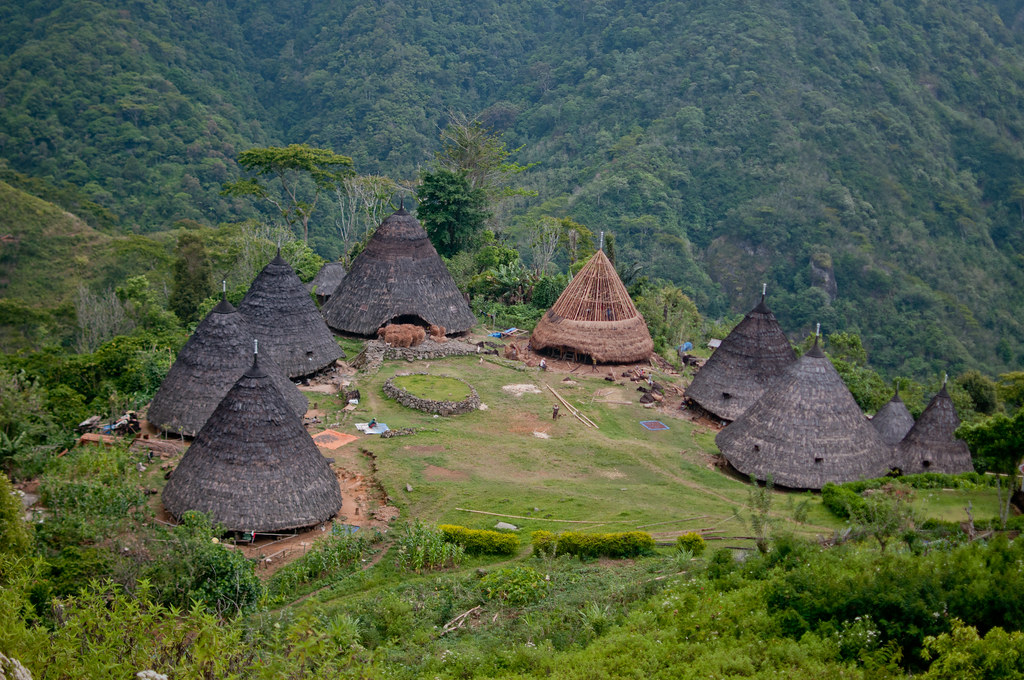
left=2, top=0, right=1024, bottom=377
left=0, top=180, right=111, bottom=302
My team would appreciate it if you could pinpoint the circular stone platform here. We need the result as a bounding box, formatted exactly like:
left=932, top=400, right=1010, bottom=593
left=383, top=373, right=480, bottom=415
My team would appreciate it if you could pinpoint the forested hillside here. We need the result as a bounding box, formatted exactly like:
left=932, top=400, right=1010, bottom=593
left=2, top=0, right=1024, bottom=377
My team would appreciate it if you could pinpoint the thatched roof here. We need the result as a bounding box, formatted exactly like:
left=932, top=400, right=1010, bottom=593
left=308, top=261, right=346, bottom=305
left=529, top=250, right=653, bottom=364
left=147, top=296, right=308, bottom=437
left=322, top=207, right=476, bottom=336
left=897, top=385, right=973, bottom=474
left=715, top=340, right=893, bottom=490
left=685, top=295, right=796, bottom=421
left=870, top=388, right=915, bottom=445
left=237, top=252, right=344, bottom=378
left=162, top=354, right=342, bottom=532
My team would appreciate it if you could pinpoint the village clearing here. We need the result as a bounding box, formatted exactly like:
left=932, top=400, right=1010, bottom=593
left=135, top=337, right=1003, bottom=588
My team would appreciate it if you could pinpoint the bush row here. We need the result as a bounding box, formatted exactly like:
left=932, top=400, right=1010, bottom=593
left=531, top=530, right=655, bottom=558
left=822, top=471, right=1007, bottom=519
left=439, top=524, right=520, bottom=555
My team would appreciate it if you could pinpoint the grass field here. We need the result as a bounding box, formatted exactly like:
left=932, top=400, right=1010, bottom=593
left=317, top=349, right=1002, bottom=553
left=390, top=373, right=474, bottom=402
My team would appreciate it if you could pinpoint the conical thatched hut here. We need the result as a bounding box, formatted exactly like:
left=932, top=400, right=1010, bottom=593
left=162, top=354, right=342, bottom=532
left=148, top=296, right=308, bottom=437
left=529, top=250, right=653, bottom=364
left=322, top=207, right=476, bottom=336
left=897, top=384, right=973, bottom=474
left=715, top=339, right=892, bottom=490
left=237, top=252, right=344, bottom=378
left=870, top=387, right=915, bottom=446
left=308, top=261, right=346, bottom=305
left=685, top=294, right=796, bottom=421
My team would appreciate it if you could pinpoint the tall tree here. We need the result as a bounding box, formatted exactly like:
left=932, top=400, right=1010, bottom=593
left=333, top=174, right=403, bottom=262
left=169, top=230, right=213, bottom=324
left=416, top=170, right=489, bottom=258
left=222, top=145, right=355, bottom=243
left=434, top=111, right=536, bottom=229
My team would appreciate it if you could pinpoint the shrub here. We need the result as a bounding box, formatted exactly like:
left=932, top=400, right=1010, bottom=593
left=145, top=511, right=263, bottom=616
left=531, top=530, right=557, bottom=557
left=706, top=548, right=736, bottom=580
left=533, top=530, right=655, bottom=559
left=676, top=532, right=706, bottom=556
left=439, top=524, right=519, bottom=555
left=0, top=472, right=31, bottom=556
left=480, top=565, right=549, bottom=606
left=821, top=483, right=866, bottom=519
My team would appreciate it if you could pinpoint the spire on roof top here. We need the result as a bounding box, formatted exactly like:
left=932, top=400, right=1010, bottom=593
left=762, top=283, right=767, bottom=301
left=599, top=231, right=605, bottom=251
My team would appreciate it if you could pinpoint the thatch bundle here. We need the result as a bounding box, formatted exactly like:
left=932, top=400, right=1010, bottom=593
left=237, top=252, right=344, bottom=378
left=162, top=355, right=342, bottom=532
left=897, top=385, right=973, bottom=474
left=322, top=207, right=476, bottom=336
left=147, top=297, right=308, bottom=437
left=870, top=387, right=915, bottom=445
left=530, top=249, right=653, bottom=364
left=685, top=295, right=796, bottom=421
left=308, top=261, right=347, bottom=305
left=715, top=341, right=892, bottom=490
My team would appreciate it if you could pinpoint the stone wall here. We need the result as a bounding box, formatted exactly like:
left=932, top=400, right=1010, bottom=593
left=383, top=374, right=480, bottom=415
left=352, top=338, right=485, bottom=371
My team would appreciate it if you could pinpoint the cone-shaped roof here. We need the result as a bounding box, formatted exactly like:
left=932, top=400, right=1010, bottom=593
left=147, top=297, right=308, bottom=437
left=715, top=340, right=893, bottom=490
left=237, top=253, right=344, bottom=378
left=322, top=207, right=476, bottom=336
left=308, top=261, right=347, bottom=304
left=897, top=385, right=973, bottom=474
left=162, top=354, right=342, bottom=532
left=529, top=250, right=653, bottom=363
left=871, top=388, right=915, bottom=446
left=685, top=295, right=796, bottom=421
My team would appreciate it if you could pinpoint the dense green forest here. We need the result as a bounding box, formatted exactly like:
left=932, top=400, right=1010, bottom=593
left=3, top=0, right=1024, bottom=378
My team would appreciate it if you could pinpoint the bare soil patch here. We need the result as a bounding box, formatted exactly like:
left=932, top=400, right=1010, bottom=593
left=501, top=383, right=542, bottom=396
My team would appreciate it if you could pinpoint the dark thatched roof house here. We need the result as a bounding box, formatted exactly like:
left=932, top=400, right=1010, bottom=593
left=322, top=207, right=476, bottom=336
left=308, top=261, right=346, bottom=305
left=715, top=338, right=893, bottom=490
left=870, top=387, right=915, bottom=446
left=147, top=295, right=308, bottom=437
left=237, top=252, right=344, bottom=378
left=529, top=249, right=653, bottom=364
left=897, top=384, right=973, bottom=474
left=162, top=354, right=342, bottom=532
left=685, top=294, right=796, bottom=421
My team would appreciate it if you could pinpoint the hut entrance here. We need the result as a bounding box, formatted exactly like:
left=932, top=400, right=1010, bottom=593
left=387, top=314, right=430, bottom=329
left=539, top=345, right=595, bottom=365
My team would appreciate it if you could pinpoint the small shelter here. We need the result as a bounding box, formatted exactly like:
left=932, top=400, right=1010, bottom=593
left=147, top=295, right=308, bottom=437
left=322, top=206, right=476, bottom=336
left=897, top=383, right=973, bottom=474
left=685, top=291, right=796, bottom=421
left=529, top=249, right=653, bottom=364
left=162, top=353, right=342, bottom=532
left=870, top=387, right=915, bottom=446
left=308, top=261, right=347, bottom=305
left=715, top=337, right=892, bottom=490
left=238, top=251, right=344, bottom=378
